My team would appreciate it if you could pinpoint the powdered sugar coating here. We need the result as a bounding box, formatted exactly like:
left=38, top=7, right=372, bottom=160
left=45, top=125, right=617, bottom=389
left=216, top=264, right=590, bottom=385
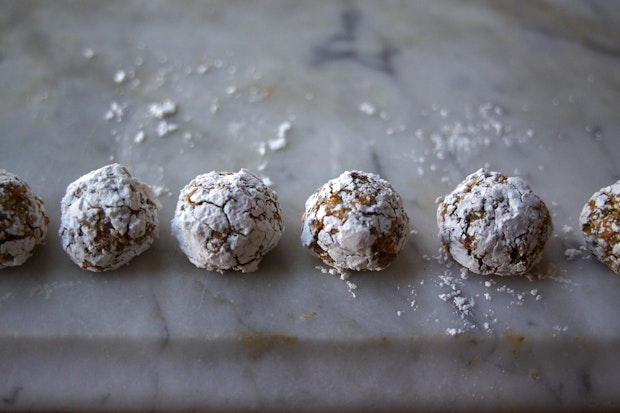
left=580, top=180, right=620, bottom=274
left=301, top=171, right=410, bottom=272
left=437, top=168, right=552, bottom=276
left=172, top=169, right=284, bottom=273
left=59, top=164, right=161, bottom=272
left=0, top=170, right=49, bottom=269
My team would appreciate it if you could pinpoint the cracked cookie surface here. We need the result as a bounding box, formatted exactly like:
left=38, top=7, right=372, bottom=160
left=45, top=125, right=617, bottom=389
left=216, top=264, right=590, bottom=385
left=172, top=169, right=284, bottom=273
left=301, top=170, right=410, bottom=272
left=59, top=164, right=161, bottom=272
left=437, top=168, right=552, bottom=276
left=0, top=170, right=49, bottom=269
left=580, top=180, right=620, bottom=274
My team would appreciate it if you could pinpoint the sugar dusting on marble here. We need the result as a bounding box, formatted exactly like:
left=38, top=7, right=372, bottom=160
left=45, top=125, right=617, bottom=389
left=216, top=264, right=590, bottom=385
left=95, top=45, right=291, bottom=185
left=268, top=121, right=292, bottom=151
left=437, top=272, right=476, bottom=335
left=114, top=70, right=129, bottom=85
left=316, top=265, right=357, bottom=298
left=419, top=246, right=570, bottom=336
left=82, top=48, right=95, bottom=59
left=395, top=102, right=533, bottom=182
left=104, top=101, right=126, bottom=122
left=86, top=44, right=575, bottom=336
left=149, top=99, right=178, bottom=119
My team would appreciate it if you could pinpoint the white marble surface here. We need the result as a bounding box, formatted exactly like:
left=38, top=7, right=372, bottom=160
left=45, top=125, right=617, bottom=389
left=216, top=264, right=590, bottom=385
left=1, top=0, right=620, bottom=411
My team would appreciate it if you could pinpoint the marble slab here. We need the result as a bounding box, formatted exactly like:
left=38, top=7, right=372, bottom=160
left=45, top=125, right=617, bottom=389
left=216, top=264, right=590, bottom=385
left=1, top=0, right=620, bottom=411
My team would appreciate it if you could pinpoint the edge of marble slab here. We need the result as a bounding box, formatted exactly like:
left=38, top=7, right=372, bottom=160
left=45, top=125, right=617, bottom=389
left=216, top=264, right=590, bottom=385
left=1, top=333, right=620, bottom=412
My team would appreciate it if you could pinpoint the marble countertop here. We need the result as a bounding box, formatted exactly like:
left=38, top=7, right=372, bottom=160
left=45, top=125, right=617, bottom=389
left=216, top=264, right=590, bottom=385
left=1, top=0, right=620, bottom=411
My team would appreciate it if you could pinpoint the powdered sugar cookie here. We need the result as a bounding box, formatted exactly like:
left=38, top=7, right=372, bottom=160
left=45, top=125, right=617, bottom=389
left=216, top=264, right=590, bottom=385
left=172, top=169, right=284, bottom=273
left=59, top=164, right=161, bottom=272
left=437, top=168, right=552, bottom=276
left=301, top=170, right=410, bottom=272
left=0, top=170, right=49, bottom=269
left=580, top=180, right=620, bottom=274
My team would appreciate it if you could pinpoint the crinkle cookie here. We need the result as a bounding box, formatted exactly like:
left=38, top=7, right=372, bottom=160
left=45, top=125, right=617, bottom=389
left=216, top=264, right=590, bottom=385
left=437, top=168, right=552, bottom=276
left=301, top=170, right=410, bottom=272
left=580, top=180, right=620, bottom=274
left=0, top=170, right=49, bottom=269
left=59, top=164, right=161, bottom=272
left=172, top=169, right=284, bottom=273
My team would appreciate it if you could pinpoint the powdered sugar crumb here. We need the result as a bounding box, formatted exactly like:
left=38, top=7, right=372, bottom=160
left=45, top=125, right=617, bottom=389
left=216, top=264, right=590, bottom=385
left=359, top=102, right=377, bottom=116
left=564, top=248, right=583, bottom=261
left=82, top=48, right=95, bottom=59
left=446, top=327, right=464, bottom=336
left=157, top=121, right=178, bottom=137
left=314, top=265, right=357, bottom=298
left=315, top=265, right=339, bottom=277
left=438, top=274, right=475, bottom=334
left=104, top=101, right=125, bottom=122
left=114, top=70, right=128, bottom=84
left=149, top=99, right=178, bottom=119
left=133, top=130, right=146, bottom=144
left=268, top=121, right=291, bottom=151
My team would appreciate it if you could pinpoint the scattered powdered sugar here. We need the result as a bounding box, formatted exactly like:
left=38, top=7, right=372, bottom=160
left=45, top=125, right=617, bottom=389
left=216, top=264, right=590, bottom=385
left=114, top=69, right=128, bottom=84
left=359, top=101, right=377, bottom=116
left=564, top=247, right=585, bottom=261
left=82, top=48, right=95, bottom=59
left=345, top=280, right=358, bottom=298
left=446, top=327, right=465, bottom=336
left=104, top=101, right=126, bottom=122
left=419, top=245, right=564, bottom=335
left=268, top=121, right=292, bottom=151
left=133, top=130, right=146, bottom=144
left=92, top=44, right=297, bottom=190
left=562, top=224, right=575, bottom=234
left=429, top=103, right=511, bottom=163
left=315, top=265, right=357, bottom=297
left=150, top=185, right=171, bottom=197
left=149, top=99, right=178, bottom=119
left=315, top=265, right=340, bottom=277
left=156, top=120, right=179, bottom=137
left=437, top=273, right=476, bottom=333
left=83, top=46, right=575, bottom=336
left=397, top=102, right=533, bottom=181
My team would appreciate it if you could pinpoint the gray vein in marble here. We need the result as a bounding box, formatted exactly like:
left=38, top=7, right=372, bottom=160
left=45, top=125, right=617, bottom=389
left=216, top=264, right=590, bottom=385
left=488, top=0, right=620, bottom=59
left=1, top=386, right=22, bottom=407
left=149, top=288, right=170, bottom=350
left=311, top=2, right=396, bottom=74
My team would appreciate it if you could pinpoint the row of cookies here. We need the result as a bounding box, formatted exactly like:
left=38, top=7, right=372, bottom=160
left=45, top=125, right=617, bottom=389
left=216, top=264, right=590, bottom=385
left=1, top=165, right=618, bottom=276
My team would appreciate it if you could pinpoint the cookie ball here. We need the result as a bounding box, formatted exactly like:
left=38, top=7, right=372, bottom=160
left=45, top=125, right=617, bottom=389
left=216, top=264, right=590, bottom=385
left=59, top=164, right=161, bottom=272
left=437, top=168, right=552, bottom=276
left=301, top=170, right=410, bottom=272
left=0, top=170, right=49, bottom=269
left=580, top=180, right=620, bottom=274
left=172, top=169, right=284, bottom=273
